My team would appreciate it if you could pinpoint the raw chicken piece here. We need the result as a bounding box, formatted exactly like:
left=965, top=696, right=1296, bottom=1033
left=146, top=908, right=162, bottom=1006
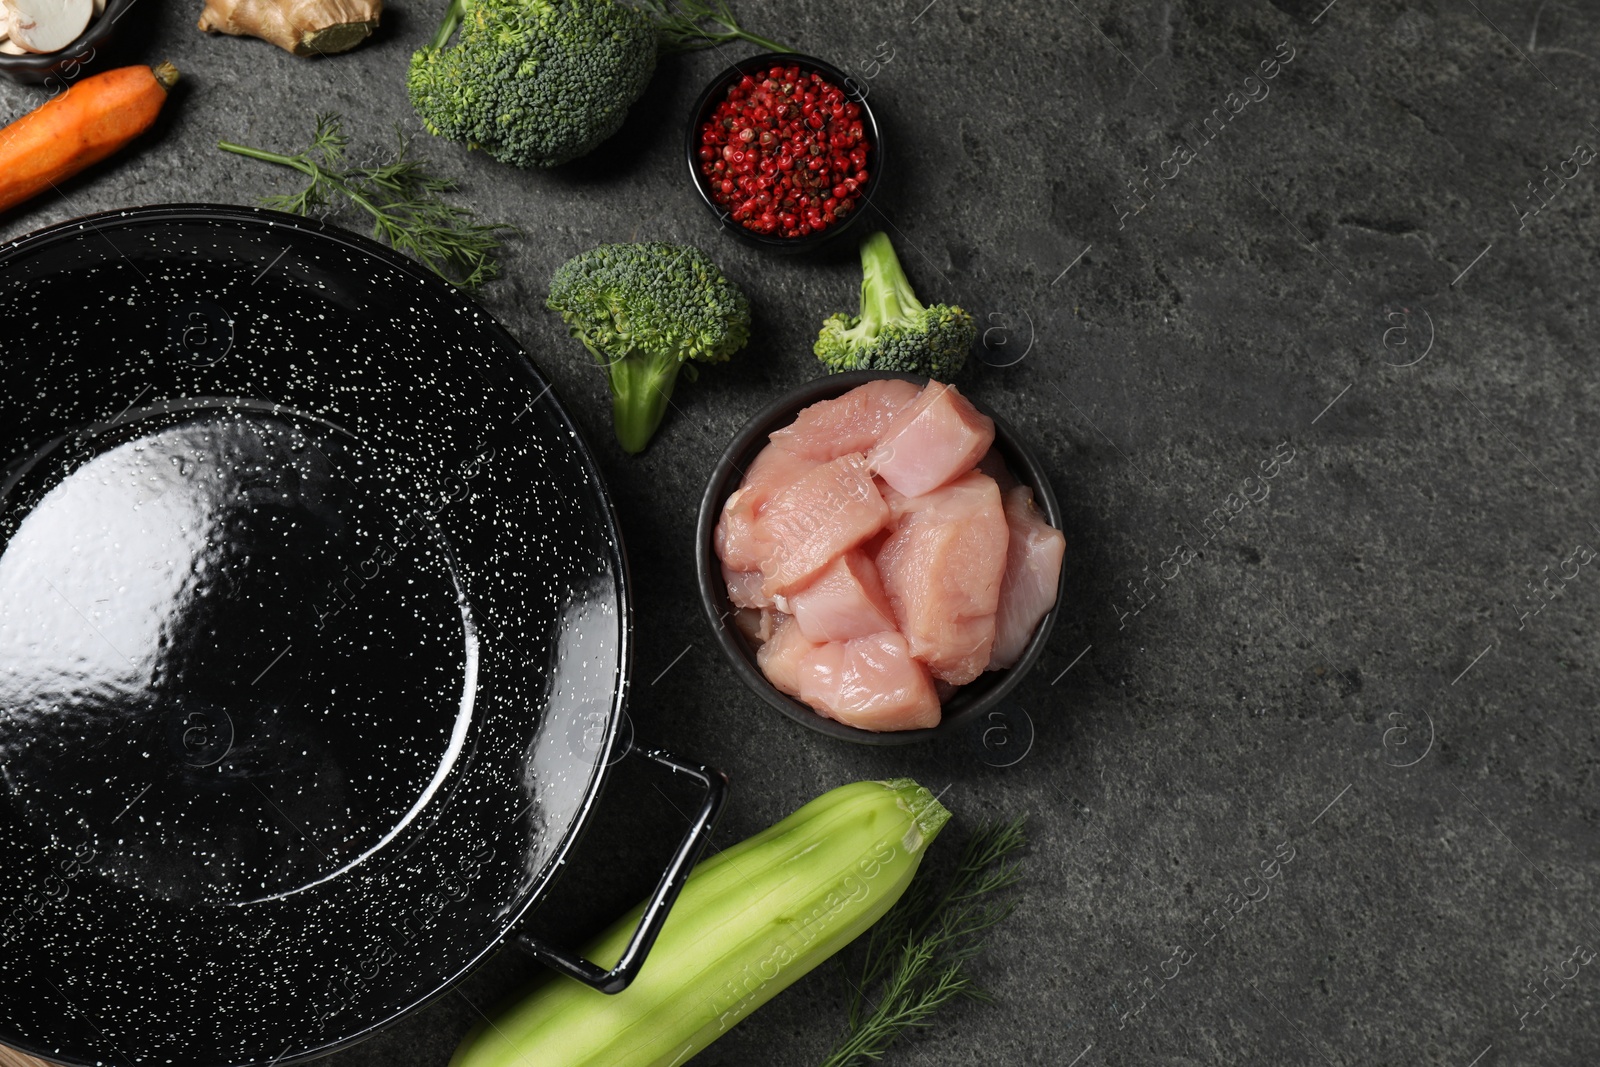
left=887, top=469, right=1002, bottom=527
left=753, top=453, right=890, bottom=596
left=906, top=606, right=994, bottom=687
left=988, top=486, right=1066, bottom=670
left=715, top=445, right=818, bottom=572
left=757, top=613, right=820, bottom=697
left=876, top=471, right=1009, bottom=684
left=796, top=631, right=941, bottom=731
left=867, top=382, right=995, bottom=497
left=722, top=565, right=770, bottom=609
left=771, top=379, right=922, bottom=461
left=787, top=550, right=897, bottom=643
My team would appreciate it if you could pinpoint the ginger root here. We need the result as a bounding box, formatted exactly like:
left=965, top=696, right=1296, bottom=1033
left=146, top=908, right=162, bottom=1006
left=197, top=0, right=381, bottom=56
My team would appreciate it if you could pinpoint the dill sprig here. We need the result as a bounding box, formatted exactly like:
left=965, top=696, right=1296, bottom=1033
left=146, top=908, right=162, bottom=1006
left=821, top=816, right=1027, bottom=1067
left=639, top=0, right=793, bottom=54
left=218, top=114, right=514, bottom=290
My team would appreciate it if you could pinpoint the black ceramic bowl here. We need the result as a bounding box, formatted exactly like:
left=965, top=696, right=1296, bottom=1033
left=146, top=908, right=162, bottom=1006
left=0, top=0, right=134, bottom=86
left=685, top=51, right=885, bottom=254
left=696, top=372, right=1064, bottom=746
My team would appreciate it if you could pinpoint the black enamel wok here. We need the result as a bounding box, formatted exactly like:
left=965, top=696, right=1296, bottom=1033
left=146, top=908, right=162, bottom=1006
left=0, top=205, right=727, bottom=1066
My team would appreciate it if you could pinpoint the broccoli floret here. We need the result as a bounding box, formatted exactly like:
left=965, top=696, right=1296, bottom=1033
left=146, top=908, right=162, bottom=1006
left=407, top=0, right=658, bottom=169
left=548, top=242, right=752, bottom=453
left=814, top=231, right=976, bottom=379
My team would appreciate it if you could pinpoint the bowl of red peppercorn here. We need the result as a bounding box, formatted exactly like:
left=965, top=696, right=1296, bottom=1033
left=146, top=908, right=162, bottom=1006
left=687, top=53, right=883, bottom=252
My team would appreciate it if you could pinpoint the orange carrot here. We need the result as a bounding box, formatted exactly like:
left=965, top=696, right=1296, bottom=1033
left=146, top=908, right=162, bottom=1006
left=0, top=61, right=180, bottom=215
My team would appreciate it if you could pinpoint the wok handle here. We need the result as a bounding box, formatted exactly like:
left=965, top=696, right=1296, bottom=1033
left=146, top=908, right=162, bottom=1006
left=514, top=744, right=730, bottom=994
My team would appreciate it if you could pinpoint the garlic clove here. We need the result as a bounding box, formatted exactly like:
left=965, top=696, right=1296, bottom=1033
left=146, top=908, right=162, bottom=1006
left=0, top=38, right=25, bottom=54
left=7, top=0, right=92, bottom=54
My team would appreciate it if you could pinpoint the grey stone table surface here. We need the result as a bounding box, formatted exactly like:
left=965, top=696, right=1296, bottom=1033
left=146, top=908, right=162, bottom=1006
left=5, top=0, right=1599, bottom=1064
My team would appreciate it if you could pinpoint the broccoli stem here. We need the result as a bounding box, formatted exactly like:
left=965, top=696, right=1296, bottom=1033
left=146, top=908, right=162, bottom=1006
left=609, top=354, right=682, bottom=454
left=857, top=230, right=925, bottom=336
left=427, top=0, right=467, bottom=50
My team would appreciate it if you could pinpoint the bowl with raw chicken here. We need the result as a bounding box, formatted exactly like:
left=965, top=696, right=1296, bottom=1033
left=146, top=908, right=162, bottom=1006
left=697, top=371, right=1066, bottom=745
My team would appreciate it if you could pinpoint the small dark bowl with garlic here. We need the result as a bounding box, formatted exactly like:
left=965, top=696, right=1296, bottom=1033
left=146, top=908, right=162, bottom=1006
left=0, top=0, right=133, bottom=86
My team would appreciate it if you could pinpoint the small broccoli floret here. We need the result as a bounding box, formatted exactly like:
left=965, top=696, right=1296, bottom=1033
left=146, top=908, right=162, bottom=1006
left=548, top=242, right=752, bottom=453
left=814, top=231, right=976, bottom=379
left=407, top=0, right=658, bottom=169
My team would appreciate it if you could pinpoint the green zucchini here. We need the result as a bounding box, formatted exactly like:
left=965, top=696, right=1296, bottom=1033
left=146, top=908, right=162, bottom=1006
left=452, top=778, right=952, bottom=1067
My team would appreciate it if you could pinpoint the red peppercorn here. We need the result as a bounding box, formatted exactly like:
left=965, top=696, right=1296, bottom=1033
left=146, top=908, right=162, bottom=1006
left=700, top=66, right=873, bottom=238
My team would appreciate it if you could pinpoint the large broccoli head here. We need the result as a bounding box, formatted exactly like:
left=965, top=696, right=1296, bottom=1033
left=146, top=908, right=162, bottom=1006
left=814, top=231, right=976, bottom=379
left=408, top=0, right=657, bottom=169
left=548, top=242, right=752, bottom=453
